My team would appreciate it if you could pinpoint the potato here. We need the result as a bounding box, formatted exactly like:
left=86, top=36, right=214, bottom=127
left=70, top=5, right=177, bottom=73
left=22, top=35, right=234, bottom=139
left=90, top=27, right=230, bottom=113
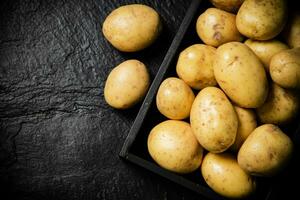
left=102, top=4, right=162, bottom=52
left=270, top=48, right=300, bottom=89
left=104, top=60, right=149, bottom=109
left=256, top=83, right=299, bottom=125
left=176, top=44, right=217, bottom=90
left=201, top=153, right=256, bottom=199
left=147, top=120, right=203, bottom=174
left=283, top=12, right=300, bottom=48
left=196, top=8, right=243, bottom=47
left=238, top=124, right=293, bottom=177
left=236, top=0, right=287, bottom=40
left=230, top=106, right=257, bottom=152
left=209, top=0, right=244, bottom=13
left=214, top=42, right=268, bottom=108
left=156, top=77, right=195, bottom=120
left=190, top=87, right=238, bottom=153
left=245, top=39, right=289, bottom=71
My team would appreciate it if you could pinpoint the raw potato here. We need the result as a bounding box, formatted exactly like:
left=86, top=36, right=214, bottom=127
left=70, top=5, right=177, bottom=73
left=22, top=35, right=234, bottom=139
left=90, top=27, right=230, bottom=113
left=147, top=120, right=203, bottom=174
left=283, top=12, right=300, bottom=48
left=214, top=42, right=268, bottom=108
left=102, top=4, right=162, bottom=52
left=104, top=60, right=149, bottom=109
left=236, top=0, right=287, bottom=40
left=196, top=8, right=243, bottom=47
left=256, top=83, right=299, bottom=125
left=245, top=39, right=289, bottom=71
left=176, top=44, right=217, bottom=90
left=238, top=124, right=293, bottom=177
left=190, top=87, right=238, bottom=153
left=270, top=48, right=300, bottom=89
left=209, top=0, right=244, bottom=13
left=156, top=78, right=195, bottom=120
left=230, top=106, right=257, bottom=152
left=201, top=153, right=256, bottom=199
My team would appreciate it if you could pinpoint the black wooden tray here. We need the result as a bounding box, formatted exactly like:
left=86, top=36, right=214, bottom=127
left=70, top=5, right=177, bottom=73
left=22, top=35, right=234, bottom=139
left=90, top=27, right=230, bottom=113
left=119, top=0, right=300, bottom=199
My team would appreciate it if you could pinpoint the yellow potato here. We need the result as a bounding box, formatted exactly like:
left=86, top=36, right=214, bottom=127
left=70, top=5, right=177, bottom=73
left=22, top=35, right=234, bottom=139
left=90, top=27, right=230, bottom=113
left=283, top=12, right=300, bottom=48
left=201, top=153, right=256, bottom=199
left=102, top=4, right=162, bottom=52
left=104, top=60, right=149, bottom=109
left=245, top=39, right=289, bottom=71
left=209, top=0, right=244, bottom=13
left=230, top=106, right=257, bottom=152
left=256, top=83, right=299, bottom=125
left=270, top=48, right=300, bottom=89
left=147, top=120, right=203, bottom=174
left=190, top=87, right=238, bottom=153
left=238, top=124, right=293, bottom=177
left=196, top=8, right=243, bottom=47
left=236, top=0, right=287, bottom=40
left=176, top=44, right=217, bottom=90
left=156, top=77, right=195, bottom=120
left=214, top=42, right=268, bottom=108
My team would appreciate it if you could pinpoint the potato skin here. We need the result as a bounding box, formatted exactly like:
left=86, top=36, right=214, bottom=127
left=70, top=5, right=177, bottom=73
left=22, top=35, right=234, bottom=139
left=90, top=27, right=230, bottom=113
left=147, top=120, right=203, bottom=174
left=214, top=42, right=268, bottom=108
left=102, top=4, right=162, bottom=52
left=196, top=8, right=243, bottom=47
left=104, top=60, right=149, bottom=109
left=190, top=87, right=238, bottom=153
left=209, top=0, right=244, bottom=13
left=256, top=83, right=299, bottom=125
left=201, top=153, right=256, bottom=199
left=176, top=44, right=217, bottom=90
left=156, top=77, right=195, bottom=120
left=238, top=124, right=293, bottom=177
left=283, top=12, right=300, bottom=48
left=230, top=106, right=257, bottom=152
left=236, top=0, right=287, bottom=40
left=270, top=48, right=300, bottom=89
left=245, top=39, right=289, bottom=71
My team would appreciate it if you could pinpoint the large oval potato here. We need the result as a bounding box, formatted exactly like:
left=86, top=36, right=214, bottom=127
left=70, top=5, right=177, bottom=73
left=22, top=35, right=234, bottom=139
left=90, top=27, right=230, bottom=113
left=201, top=153, right=256, bottom=199
left=104, top=60, right=149, bottom=109
left=283, top=12, right=300, bottom=48
left=230, top=106, right=257, bottom=152
left=245, top=39, right=289, bottom=71
left=270, top=48, right=300, bottom=89
left=256, top=83, right=299, bottom=125
left=236, top=0, right=287, bottom=40
left=238, top=124, right=293, bottom=177
left=190, top=87, right=238, bottom=153
left=176, top=44, right=217, bottom=90
left=196, top=8, right=243, bottom=47
left=102, top=4, right=162, bottom=52
left=214, top=42, right=268, bottom=108
left=209, top=0, right=244, bottom=13
left=147, top=120, right=203, bottom=174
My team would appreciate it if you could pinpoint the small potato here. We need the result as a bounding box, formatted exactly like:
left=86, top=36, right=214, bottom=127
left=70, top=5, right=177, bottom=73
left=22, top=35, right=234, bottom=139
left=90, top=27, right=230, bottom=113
left=214, top=42, right=268, bottom=108
left=104, top=60, right=149, bottom=109
left=201, top=153, right=256, bottom=199
left=230, top=106, right=257, bottom=152
left=156, top=77, right=195, bottom=120
left=245, top=39, right=289, bottom=71
left=270, top=48, right=300, bottom=89
left=283, top=12, right=300, bottom=48
left=236, top=0, right=287, bottom=40
left=102, top=4, right=162, bottom=52
left=256, top=83, right=299, bottom=125
left=238, top=124, right=293, bottom=177
left=209, top=0, right=244, bottom=13
left=147, top=120, right=203, bottom=174
left=196, top=8, right=243, bottom=47
left=190, top=87, right=238, bottom=153
left=176, top=44, right=217, bottom=90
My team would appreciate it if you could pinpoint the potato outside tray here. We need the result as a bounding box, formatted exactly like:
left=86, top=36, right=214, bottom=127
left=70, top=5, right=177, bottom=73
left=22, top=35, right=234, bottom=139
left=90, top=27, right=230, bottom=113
left=119, top=0, right=300, bottom=199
